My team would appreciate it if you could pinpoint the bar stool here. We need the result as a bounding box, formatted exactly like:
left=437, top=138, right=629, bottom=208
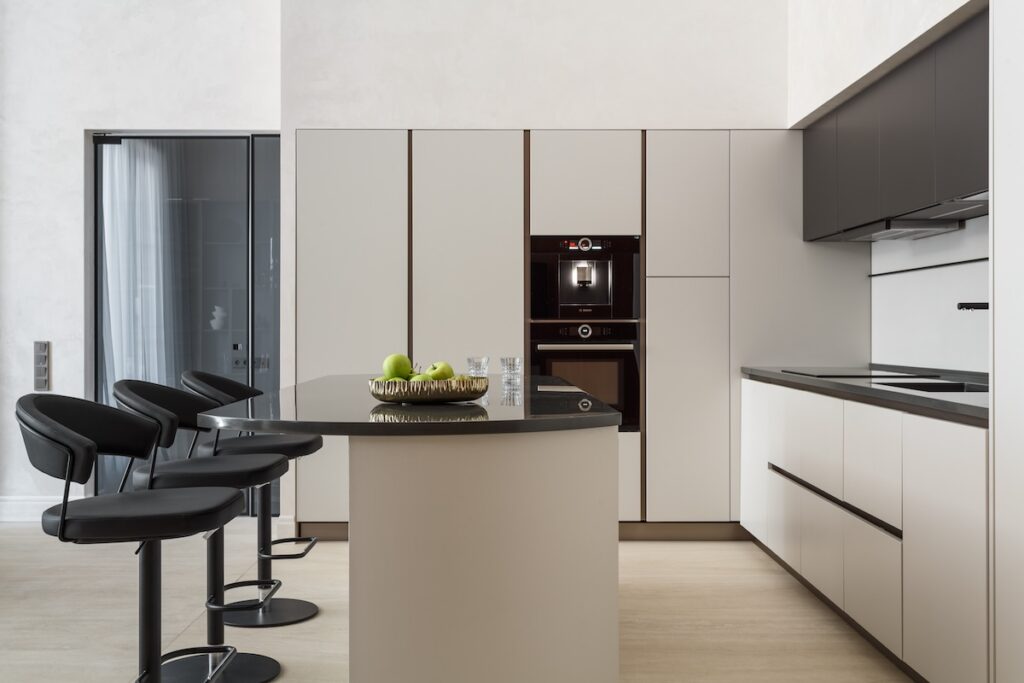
left=116, top=376, right=321, bottom=631
left=181, top=370, right=323, bottom=628
left=15, top=394, right=246, bottom=683
left=112, top=379, right=292, bottom=681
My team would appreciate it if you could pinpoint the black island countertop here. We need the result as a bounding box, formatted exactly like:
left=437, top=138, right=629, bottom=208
left=742, top=366, right=988, bottom=428
left=197, top=374, right=622, bottom=436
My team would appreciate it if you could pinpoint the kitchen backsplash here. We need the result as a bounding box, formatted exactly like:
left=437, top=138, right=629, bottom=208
left=871, top=215, right=989, bottom=373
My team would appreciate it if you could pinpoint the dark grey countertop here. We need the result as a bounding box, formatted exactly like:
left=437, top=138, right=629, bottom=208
left=742, top=366, right=988, bottom=428
left=198, top=374, right=622, bottom=436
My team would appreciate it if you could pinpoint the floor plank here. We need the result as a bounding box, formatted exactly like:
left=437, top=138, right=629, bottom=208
left=0, top=522, right=907, bottom=681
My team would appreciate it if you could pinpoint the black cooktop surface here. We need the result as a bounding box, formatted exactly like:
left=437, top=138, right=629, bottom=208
left=781, top=367, right=940, bottom=379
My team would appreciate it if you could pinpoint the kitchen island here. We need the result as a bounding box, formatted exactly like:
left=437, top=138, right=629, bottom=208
left=199, top=374, right=621, bottom=683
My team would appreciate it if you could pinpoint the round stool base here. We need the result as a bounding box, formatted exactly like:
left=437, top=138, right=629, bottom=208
left=223, top=597, right=319, bottom=628
left=161, top=652, right=281, bottom=682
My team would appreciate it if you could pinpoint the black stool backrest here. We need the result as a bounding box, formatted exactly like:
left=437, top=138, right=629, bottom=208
left=182, top=370, right=262, bottom=406
left=113, top=380, right=220, bottom=448
left=16, top=394, right=158, bottom=484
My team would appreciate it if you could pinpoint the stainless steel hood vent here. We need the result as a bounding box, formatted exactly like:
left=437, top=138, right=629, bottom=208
left=825, top=219, right=963, bottom=242
left=823, top=191, right=986, bottom=242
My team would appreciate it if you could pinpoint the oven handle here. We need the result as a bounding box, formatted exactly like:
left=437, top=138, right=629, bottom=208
left=535, top=343, right=635, bottom=351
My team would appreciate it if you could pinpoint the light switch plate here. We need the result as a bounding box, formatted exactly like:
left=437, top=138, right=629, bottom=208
left=33, top=341, right=50, bottom=391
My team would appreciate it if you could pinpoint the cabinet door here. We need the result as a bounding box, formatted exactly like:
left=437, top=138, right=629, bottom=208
left=803, top=112, right=839, bottom=241
left=618, top=432, right=641, bottom=521
left=781, top=388, right=843, bottom=496
left=646, top=130, right=729, bottom=274
left=843, top=512, right=902, bottom=656
left=296, top=129, right=409, bottom=522
left=765, top=470, right=802, bottom=570
left=740, top=379, right=784, bottom=541
left=903, top=415, right=988, bottom=683
left=530, top=130, right=641, bottom=236
left=879, top=50, right=937, bottom=217
left=799, top=487, right=844, bottom=607
left=836, top=89, right=880, bottom=230
left=646, top=278, right=730, bottom=521
left=843, top=401, right=902, bottom=528
left=935, top=11, right=989, bottom=200
left=412, top=131, right=524, bottom=365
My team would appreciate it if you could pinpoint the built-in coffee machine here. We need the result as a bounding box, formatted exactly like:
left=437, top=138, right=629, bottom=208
left=529, top=236, right=640, bottom=430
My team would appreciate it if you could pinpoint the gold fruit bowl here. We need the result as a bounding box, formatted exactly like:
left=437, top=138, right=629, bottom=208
left=368, top=376, right=489, bottom=404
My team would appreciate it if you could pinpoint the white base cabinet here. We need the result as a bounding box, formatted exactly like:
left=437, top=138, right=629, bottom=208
left=903, top=414, right=988, bottom=683
left=765, top=470, right=802, bottom=571
left=799, top=486, right=844, bottom=608
left=843, top=512, right=902, bottom=656
left=843, top=401, right=902, bottom=528
left=742, top=380, right=988, bottom=679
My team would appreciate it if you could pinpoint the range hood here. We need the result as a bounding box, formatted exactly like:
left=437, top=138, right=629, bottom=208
left=823, top=191, right=988, bottom=242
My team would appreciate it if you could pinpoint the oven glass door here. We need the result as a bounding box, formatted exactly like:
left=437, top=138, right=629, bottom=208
left=533, top=345, right=639, bottom=430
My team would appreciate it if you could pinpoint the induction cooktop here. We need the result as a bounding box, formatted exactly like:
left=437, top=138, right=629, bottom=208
left=781, top=367, right=941, bottom=379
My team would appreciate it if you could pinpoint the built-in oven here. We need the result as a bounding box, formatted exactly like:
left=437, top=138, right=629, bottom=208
left=531, top=235, right=640, bottom=320
left=529, top=321, right=640, bottom=431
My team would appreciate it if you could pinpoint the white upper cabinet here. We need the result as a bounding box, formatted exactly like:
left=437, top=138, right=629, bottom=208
left=646, top=277, right=730, bottom=521
left=646, top=131, right=729, bottom=276
left=843, top=401, right=902, bottom=528
left=412, top=131, right=524, bottom=366
left=902, top=415, right=988, bottom=683
left=530, top=130, right=641, bottom=235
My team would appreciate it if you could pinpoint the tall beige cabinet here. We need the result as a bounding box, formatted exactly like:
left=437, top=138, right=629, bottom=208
left=295, top=130, right=409, bottom=523
left=412, top=131, right=524, bottom=365
left=644, top=131, right=731, bottom=521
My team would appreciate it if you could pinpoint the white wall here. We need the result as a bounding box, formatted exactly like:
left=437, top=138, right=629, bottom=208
left=788, top=0, right=983, bottom=126
left=282, top=0, right=788, bottom=130
left=0, top=0, right=280, bottom=520
left=871, top=217, right=989, bottom=372
left=993, top=0, right=1024, bottom=679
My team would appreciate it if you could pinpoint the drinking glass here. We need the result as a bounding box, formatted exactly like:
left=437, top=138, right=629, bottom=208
left=501, top=356, right=523, bottom=387
left=467, top=356, right=489, bottom=377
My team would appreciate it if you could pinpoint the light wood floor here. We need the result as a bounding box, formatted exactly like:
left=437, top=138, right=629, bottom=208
left=0, top=519, right=907, bottom=682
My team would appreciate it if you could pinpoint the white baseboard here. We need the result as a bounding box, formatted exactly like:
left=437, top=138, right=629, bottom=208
left=0, top=495, right=83, bottom=523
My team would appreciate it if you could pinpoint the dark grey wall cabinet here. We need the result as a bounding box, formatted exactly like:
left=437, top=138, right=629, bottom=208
left=803, top=113, right=838, bottom=241
left=878, top=51, right=936, bottom=218
left=935, top=11, right=988, bottom=201
left=836, top=87, right=880, bottom=231
left=803, top=9, right=988, bottom=241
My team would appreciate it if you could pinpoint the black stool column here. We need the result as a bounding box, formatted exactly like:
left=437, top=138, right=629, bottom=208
left=160, top=529, right=281, bottom=682
left=224, top=484, right=319, bottom=628
left=139, top=540, right=162, bottom=683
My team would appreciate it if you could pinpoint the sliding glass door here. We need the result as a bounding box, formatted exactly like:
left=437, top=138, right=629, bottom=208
left=94, top=135, right=280, bottom=495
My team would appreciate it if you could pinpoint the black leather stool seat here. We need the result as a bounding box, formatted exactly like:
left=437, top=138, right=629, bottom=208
left=42, top=487, right=244, bottom=544
left=197, top=434, right=324, bottom=460
left=134, top=453, right=288, bottom=491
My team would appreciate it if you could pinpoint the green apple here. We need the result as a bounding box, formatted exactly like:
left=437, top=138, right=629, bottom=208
left=409, top=373, right=433, bottom=382
left=373, top=375, right=387, bottom=381
left=385, top=376, right=407, bottom=383
left=426, top=361, right=454, bottom=380
left=382, top=353, right=412, bottom=379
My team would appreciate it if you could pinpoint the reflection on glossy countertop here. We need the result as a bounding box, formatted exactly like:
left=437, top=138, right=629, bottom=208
left=198, top=374, right=622, bottom=436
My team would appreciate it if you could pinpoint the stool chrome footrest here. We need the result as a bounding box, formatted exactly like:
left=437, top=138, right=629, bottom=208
left=208, top=578, right=281, bottom=612
left=134, top=645, right=237, bottom=683
left=258, top=535, right=318, bottom=560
